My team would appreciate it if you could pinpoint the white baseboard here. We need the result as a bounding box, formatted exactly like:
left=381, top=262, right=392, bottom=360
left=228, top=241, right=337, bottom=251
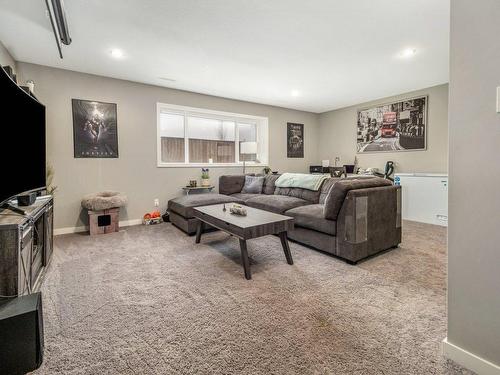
left=442, top=337, right=500, bottom=375
left=54, top=219, right=143, bottom=235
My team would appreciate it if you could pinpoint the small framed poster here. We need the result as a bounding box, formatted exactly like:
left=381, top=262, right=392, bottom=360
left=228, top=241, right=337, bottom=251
left=72, top=99, right=118, bottom=158
left=287, top=122, right=304, bottom=158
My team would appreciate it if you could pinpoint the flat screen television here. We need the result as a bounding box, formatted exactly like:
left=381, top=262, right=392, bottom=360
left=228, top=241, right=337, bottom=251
left=0, top=67, right=46, bottom=206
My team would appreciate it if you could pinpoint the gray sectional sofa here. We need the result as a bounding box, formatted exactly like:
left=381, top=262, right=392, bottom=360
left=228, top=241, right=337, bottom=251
left=167, top=174, right=401, bottom=264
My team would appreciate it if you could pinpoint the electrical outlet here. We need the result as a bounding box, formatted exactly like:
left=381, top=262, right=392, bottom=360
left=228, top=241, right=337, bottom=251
left=154, top=199, right=159, bottom=207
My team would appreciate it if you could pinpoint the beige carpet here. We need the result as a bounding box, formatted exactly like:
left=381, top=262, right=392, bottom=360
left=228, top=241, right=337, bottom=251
left=33, top=221, right=473, bottom=374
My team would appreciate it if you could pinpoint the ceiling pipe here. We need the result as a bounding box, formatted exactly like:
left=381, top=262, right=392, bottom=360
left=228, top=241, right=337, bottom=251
left=51, top=0, right=71, bottom=45
left=45, top=0, right=71, bottom=58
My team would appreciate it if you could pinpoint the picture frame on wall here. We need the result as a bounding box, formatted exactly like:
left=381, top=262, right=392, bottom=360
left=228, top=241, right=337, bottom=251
left=287, top=122, right=304, bottom=158
left=356, top=95, right=427, bottom=153
left=72, top=99, right=119, bottom=158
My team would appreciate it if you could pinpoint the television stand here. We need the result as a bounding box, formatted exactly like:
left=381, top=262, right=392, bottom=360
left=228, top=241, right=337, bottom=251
left=0, top=202, right=26, bottom=216
left=0, top=196, right=53, bottom=297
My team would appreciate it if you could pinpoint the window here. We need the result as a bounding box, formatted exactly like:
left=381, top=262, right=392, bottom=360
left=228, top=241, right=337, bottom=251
left=159, top=113, right=184, bottom=163
left=157, top=103, right=268, bottom=167
left=238, top=123, right=257, bottom=162
left=187, top=117, right=235, bottom=163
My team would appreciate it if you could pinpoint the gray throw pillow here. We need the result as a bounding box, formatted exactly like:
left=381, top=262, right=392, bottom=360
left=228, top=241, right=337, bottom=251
left=241, top=175, right=265, bottom=194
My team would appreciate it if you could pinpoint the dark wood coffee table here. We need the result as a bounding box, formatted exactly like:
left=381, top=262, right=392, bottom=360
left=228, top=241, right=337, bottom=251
left=193, top=204, right=295, bottom=280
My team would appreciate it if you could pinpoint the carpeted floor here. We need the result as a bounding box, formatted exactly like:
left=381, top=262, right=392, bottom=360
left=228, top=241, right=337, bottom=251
left=33, top=221, right=473, bottom=374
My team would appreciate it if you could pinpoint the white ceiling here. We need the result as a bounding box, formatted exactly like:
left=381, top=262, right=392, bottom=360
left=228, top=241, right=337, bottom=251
left=0, top=0, right=449, bottom=113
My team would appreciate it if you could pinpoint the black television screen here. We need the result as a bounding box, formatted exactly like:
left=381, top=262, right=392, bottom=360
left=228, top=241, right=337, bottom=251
left=1, top=67, right=46, bottom=205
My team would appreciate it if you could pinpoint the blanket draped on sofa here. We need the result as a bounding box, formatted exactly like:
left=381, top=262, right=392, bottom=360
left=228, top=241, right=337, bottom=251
left=275, top=173, right=328, bottom=191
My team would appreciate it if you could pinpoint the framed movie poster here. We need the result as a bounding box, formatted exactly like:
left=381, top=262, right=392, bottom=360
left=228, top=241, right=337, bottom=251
left=287, top=122, right=304, bottom=158
left=72, top=99, right=118, bottom=158
left=356, top=96, right=427, bottom=153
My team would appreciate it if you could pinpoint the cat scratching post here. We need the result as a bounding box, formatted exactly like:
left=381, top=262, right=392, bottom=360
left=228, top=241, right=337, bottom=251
left=81, top=191, right=127, bottom=235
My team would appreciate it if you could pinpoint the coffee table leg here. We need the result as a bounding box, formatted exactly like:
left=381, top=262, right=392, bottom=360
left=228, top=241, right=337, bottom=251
left=239, top=239, right=251, bottom=280
left=195, top=220, right=202, bottom=243
left=279, top=232, right=294, bottom=265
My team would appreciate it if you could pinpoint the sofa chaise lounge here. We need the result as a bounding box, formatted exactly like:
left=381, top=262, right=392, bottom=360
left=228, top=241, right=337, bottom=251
left=167, top=174, right=401, bottom=264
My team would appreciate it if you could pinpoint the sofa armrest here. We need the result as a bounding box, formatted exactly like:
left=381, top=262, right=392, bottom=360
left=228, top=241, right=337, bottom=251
left=335, top=185, right=401, bottom=262
left=323, top=177, right=392, bottom=220
left=219, top=175, right=246, bottom=195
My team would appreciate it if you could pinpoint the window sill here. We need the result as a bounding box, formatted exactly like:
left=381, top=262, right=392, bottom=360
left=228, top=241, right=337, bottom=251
left=157, top=163, right=267, bottom=168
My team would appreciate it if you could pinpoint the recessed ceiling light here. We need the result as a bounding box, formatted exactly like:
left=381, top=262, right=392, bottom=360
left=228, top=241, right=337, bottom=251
left=291, top=89, right=300, bottom=97
left=110, top=49, right=124, bottom=59
left=399, top=48, right=417, bottom=58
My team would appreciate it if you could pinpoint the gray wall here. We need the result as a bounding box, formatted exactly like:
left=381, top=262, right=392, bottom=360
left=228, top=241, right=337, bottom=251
left=0, top=40, right=16, bottom=72
left=447, top=0, right=500, bottom=366
left=318, top=84, right=449, bottom=173
left=16, top=62, right=320, bottom=230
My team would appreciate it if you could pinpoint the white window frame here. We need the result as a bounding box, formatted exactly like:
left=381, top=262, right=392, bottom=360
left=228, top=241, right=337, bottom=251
left=157, top=103, right=269, bottom=168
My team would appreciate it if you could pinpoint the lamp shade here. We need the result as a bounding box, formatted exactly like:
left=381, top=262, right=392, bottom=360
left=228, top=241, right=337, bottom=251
left=240, top=141, right=257, bottom=154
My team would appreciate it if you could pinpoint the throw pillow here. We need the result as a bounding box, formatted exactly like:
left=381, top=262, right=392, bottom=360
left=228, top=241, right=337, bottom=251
left=241, top=175, right=265, bottom=194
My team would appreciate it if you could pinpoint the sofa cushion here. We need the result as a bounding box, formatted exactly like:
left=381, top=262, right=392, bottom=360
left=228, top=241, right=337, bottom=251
left=168, top=193, right=244, bottom=218
left=219, top=175, right=246, bottom=195
left=318, top=176, right=380, bottom=204
left=274, top=186, right=321, bottom=203
left=319, top=178, right=341, bottom=204
left=262, top=174, right=280, bottom=195
left=241, top=175, right=265, bottom=194
left=323, top=177, right=392, bottom=220
left=230, top=193, right=262, bottom=202
left=245, top=195, right=309, bottom=214
left=285, top=204, right=336, bottom=236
